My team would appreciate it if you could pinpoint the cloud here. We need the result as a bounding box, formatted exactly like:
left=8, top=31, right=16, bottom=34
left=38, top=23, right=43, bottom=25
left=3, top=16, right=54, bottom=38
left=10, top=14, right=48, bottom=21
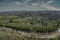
left=31, top=3, right=39, bottom=6
left=41, top=0, right=60, bottom=10
left=15, top=1, right=21, bottom=5
left=0, top=0, right=60, bottom=12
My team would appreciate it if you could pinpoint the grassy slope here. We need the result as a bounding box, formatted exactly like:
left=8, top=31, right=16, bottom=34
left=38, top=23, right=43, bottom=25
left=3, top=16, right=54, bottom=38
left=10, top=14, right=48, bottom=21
left=0, top=27, right=60, bottom=40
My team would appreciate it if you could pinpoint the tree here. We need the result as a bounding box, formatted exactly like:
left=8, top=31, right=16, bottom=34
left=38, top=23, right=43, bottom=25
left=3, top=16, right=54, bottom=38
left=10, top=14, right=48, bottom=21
left=9, top=20, right=13, bottom=23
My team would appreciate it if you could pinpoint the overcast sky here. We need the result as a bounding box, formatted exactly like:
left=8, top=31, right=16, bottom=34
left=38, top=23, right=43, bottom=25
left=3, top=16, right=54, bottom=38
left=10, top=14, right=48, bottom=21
left=0, top=0, right=60, bottom=12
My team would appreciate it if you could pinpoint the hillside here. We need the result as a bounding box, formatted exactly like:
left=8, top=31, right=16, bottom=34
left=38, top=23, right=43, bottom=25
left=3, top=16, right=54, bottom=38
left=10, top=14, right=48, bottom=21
left=0, top=11, right=60, bottom=40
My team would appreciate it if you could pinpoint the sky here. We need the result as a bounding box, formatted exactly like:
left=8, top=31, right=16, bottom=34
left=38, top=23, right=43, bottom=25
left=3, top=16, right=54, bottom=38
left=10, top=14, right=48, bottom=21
left=0, top=0, right=60, bottom=12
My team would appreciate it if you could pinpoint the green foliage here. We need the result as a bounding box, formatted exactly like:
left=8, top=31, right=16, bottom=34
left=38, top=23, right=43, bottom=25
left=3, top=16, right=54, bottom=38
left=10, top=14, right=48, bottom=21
left=0, top=16, right=59, bottom=33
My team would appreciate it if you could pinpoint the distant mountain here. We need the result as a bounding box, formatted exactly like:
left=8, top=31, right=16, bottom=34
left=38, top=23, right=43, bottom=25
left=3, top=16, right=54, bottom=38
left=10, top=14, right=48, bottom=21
left=0, top=11, right=60, bottom=15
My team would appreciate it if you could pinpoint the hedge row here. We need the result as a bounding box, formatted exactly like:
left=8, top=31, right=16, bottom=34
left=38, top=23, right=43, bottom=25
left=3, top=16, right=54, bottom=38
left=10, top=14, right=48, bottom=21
left=0, top=23, right=58, bottom=33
